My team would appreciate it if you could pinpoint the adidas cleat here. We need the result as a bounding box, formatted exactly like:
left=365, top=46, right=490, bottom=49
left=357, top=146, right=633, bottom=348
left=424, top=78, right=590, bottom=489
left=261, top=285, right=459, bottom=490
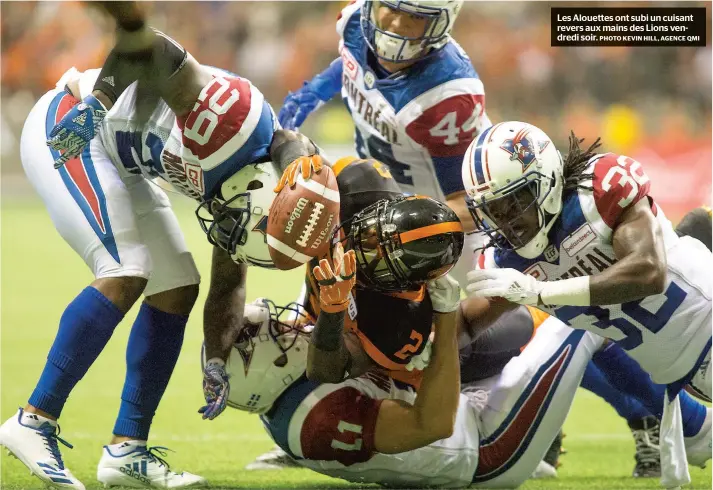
left=245, top=445, right=302, bottom=471
left=97, top=441, right=206, bottom=488
left=0, top=408, right=84, bottom=489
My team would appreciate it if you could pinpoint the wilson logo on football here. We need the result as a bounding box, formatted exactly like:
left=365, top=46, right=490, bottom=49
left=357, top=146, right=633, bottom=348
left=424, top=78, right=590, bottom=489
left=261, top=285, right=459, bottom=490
left=284, top=197, right=309, bottom=235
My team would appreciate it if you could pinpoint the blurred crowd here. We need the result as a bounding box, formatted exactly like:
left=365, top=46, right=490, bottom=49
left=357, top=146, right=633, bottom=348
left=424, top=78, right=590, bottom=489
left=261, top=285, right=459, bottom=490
left=2, top=1, right=711, bottom=216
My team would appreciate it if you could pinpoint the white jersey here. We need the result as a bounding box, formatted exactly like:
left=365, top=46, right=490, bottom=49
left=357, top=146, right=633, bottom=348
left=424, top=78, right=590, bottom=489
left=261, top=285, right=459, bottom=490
left=336, top=0, right=491, bottom=201
left=482, top=153, right=712, bottom=386
left=75, top=63, right=276, bottom=201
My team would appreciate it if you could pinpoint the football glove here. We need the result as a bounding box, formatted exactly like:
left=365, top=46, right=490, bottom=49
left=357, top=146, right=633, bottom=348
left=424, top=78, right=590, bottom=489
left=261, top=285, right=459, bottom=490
left=426, top=274, right=462, bottom=313
left=198, top=358, right=230, bottom=420
left=274, top=155, right=324, bottom=193
left=47, top=94, right=107, bottom=168
left=313, top=242, right=357, bottom=314
left=466, top=268, right=543, bottom=305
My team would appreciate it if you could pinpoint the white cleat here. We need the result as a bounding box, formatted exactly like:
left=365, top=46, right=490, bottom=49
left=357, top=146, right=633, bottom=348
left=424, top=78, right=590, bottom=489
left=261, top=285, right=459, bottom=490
left=0, top=408, right=84, bottom=489
left=97, top=441, right=206, bottom=488
left=685, top=407, right=712, bottom=468
left=245, top=445, right=302, bottom=471
left=531, top=460, right=558, bottom=479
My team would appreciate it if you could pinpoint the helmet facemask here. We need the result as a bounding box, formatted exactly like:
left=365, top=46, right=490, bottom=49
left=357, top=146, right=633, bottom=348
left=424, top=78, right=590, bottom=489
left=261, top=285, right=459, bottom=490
left=361, top=0, right=458, bottom=64
left=196, top=191, right=253, bottom=260
left=335, top=196, right=463, bottom=292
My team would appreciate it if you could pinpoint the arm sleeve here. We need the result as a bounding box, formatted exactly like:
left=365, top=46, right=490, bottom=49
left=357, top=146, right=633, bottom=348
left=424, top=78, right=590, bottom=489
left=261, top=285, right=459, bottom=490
left=304, top=57, right=343, bottom=102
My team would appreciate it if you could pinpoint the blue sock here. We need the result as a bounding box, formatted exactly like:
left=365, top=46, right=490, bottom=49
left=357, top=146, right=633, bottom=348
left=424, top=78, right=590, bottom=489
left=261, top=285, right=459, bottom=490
left=581, top=360, right=651, bottom=421
left=113, top=303, right=188, bottom=440
left=593, top=343, right=706, bottom=436
left=29, top=287, right=124, bottom=417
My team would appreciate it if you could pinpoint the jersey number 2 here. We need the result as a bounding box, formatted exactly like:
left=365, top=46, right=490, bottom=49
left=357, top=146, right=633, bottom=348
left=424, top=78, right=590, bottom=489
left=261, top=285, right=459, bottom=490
left=394, top=330, right=424, bottom=360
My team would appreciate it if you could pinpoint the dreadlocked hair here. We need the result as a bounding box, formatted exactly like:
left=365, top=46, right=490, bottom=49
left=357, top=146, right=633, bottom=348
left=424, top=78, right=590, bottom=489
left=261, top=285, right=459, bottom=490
left=562, top=131, right=602, bottom=193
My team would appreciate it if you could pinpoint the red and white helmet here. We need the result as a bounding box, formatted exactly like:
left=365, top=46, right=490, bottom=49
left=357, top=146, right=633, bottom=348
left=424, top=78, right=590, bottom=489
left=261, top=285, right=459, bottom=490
left=202, top=298, right=310, bottom=414
left=461, top=121, right=564, bottom=259
left=361, top=0, right=464, bottom=63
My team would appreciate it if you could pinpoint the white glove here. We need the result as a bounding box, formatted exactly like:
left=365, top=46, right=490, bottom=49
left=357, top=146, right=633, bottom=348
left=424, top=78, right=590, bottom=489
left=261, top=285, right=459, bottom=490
left=465, top=268, right=543, bottom=305
left=426, top=274, right=461, bottom=313
left=405, top=334, right=433, bottom=371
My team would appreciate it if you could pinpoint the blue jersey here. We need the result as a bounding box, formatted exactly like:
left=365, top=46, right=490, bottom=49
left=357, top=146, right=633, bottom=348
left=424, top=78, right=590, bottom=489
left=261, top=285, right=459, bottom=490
left=94, top=66, right=276, bottom=200
left=335, top=0, right=491, bottom=199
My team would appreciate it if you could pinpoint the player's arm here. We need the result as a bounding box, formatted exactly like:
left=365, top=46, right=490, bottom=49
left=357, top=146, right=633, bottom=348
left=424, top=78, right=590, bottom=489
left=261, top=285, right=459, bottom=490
left=587, top=199, right=666, bottom=304
left=307, top=310, right=376, bottom=383
left=373, top=309, right=460, bottom=453
left=203, top=247, right=248, bottom=362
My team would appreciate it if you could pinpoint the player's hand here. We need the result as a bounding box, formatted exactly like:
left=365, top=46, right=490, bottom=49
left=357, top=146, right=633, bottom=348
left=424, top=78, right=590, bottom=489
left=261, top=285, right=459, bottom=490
left=405, top=333, right=433, bottom=371
left=47, top=94, right=108, bottom=168
left=198, top=358, right=230, bottom=420
left=274, top=155, right=324, bottom=193
left=426, top=274, right=461, bottom=313
left=278, top=84, right=324, bottom=130
left=313, top=242, right=356, bottom=313
left=466, top=268, right=543, bottom=305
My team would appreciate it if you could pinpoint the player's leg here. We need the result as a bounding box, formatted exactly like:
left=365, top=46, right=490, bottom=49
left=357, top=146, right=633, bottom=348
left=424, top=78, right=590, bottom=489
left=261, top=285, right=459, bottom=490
left=0, top=89, right=151, bottom=489
left=591, top=342, right=711, bottom=468
left=469, top=316, right=604, bottom=488
left=96, top=179, right=205, bottom=488
left=580, top=361, right=661, bottom=477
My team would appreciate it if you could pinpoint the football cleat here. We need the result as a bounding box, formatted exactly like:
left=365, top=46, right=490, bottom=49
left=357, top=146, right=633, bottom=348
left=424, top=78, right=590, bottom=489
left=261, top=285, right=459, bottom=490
left=685, top=407, right=712, bottom=468
left=531, top=430, right=564, bottom=479
left=0, top=408, right=84, bottom=489
left=97, top=441, right=206, bottom=488
left=629, top=415, right=661, bottom=478
left=245, top=445, right=302, bottom=471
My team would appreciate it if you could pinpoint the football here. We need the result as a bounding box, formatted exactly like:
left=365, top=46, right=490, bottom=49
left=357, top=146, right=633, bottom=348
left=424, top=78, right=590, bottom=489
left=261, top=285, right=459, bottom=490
left=267, top=166, right=341, bottom=270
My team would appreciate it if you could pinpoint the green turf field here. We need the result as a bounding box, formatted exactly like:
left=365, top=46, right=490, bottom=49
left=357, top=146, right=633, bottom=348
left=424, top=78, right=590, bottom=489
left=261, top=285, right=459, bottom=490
left=1, top=197, right=710, bottom=489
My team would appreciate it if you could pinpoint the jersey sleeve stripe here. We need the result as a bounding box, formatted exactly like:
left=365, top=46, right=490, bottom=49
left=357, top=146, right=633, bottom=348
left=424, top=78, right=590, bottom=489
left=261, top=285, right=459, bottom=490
left=267, top=235, right=311, bottom=264
left=400, top=221, right=463, bottom=244
left=354, top=329, right=405, bottom=371
left=191, top=80, right=266, bottom=172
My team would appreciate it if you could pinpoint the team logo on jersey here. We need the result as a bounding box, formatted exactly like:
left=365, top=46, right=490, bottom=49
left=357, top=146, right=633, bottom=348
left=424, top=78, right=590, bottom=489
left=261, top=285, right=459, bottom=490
left=235, top=322, right=262, bottom=375
left=525, top=263, right=547, bottom=281
left=500, top=129, right=549, bottom=170
left=364, top=71, right=376, bottom=89
left=543, top=244, right=559, bottom=263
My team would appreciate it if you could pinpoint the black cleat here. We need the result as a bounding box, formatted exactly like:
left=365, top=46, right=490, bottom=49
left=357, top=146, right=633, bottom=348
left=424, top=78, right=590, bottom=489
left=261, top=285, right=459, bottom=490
left=629, top=415, right=661, bottom=478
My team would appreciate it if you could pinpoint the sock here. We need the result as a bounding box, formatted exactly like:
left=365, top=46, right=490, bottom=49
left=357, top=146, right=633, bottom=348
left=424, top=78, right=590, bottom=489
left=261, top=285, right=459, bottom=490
left=581, top=360, right=652, bottom=422
left=593, top=342, right=706, bottom=436
left=29, top=287, right=125, bottom=417
left=113, top=303, right=188, bottom=440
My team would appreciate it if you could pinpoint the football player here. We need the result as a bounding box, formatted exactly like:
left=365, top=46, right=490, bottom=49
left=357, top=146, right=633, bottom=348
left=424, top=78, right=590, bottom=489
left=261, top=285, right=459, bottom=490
left=278, top=0, right=489, bottom=289
left=462, top=121, right=712, bottom=487
left=210, top=276, right=710, bottom=488
left=0, top=7, right=317, bottom=489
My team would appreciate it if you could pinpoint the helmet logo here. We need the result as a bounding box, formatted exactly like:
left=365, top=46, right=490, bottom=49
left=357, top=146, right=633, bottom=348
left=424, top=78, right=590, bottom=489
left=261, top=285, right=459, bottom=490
left=235, top=322, right=262, bottom=376
left=500, top=129, right=549, bottom=171
left=252, top=215, right=268, bottom=243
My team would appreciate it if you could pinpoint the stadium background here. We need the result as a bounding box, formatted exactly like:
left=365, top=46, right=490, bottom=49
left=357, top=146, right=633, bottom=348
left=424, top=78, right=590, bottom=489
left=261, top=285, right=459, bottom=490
left=1, top=1, right=711, bottom=488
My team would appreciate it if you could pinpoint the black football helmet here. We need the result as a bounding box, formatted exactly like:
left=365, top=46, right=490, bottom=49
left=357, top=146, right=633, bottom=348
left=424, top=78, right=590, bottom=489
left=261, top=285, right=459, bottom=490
left=336, top=195, right=464, bottom=292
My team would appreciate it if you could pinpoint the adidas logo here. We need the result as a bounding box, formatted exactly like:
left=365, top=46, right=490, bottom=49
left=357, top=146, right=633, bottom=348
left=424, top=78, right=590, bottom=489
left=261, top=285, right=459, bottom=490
left=72, top=113, right=87, bottom=126
left=102, top=76, right=115, bottom=87
left=38, top=462, right=73, bottom=485
left=120, top=461, right=151, bottom=484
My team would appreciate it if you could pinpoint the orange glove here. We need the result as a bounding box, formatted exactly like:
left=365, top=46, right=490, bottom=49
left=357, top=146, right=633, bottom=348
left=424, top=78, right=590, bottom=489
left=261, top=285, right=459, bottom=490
left=313, top=242, right=357, bottom=314
left=274, top=155, right=324, bottom=193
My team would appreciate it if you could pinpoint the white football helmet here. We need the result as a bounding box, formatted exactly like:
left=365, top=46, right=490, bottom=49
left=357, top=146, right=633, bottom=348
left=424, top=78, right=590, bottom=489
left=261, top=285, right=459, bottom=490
left=202, top=298, right=310, bottom=414
left=361, top=0, right=464, bottom=63
left=197, top=162, right=279, bottom=267
left=461, top=121, right=564, bottom=259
